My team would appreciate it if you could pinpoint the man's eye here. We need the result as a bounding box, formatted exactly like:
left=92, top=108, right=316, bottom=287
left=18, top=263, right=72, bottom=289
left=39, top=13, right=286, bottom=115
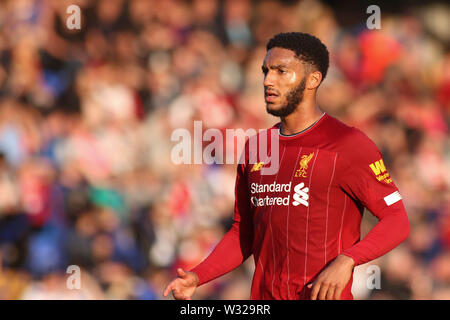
left=278, top=69, right=286, bottom=74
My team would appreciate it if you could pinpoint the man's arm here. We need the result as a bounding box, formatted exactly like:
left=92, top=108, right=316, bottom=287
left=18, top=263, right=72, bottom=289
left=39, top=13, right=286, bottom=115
left=308, top=201, right=409, bottom=300
left=338, top=129, right=410, bottom=266
left=341, top=200, right=410, bottom=266
left=163, top=161, right=253, bottom=299
left=309, top=129, right=410, bottom=300
left=190, top=162, right=254, bottom=286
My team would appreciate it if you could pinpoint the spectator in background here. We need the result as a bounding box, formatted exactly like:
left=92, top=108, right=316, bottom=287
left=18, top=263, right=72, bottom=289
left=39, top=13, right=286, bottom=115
left=0, top=0, right=448, bottom=300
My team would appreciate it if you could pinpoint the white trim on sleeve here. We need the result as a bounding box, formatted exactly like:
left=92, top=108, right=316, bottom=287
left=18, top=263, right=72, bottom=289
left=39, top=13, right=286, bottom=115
left=384, top=191, right=402, bottom=206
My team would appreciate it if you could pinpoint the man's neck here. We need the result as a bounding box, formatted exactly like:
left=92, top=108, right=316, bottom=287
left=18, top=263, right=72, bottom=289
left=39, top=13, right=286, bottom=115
left=280, top=103, right=324, bottom=136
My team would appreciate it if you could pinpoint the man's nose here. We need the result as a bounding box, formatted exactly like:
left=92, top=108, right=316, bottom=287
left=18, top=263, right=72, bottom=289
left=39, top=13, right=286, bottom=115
left=263, top=70, right=276, bottom=87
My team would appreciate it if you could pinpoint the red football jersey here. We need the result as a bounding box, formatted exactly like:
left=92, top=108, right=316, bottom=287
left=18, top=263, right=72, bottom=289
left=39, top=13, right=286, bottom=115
left=191, top=113, right=410, bottom=300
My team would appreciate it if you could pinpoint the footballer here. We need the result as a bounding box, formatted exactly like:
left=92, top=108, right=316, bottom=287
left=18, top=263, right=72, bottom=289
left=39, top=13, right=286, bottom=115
left=163, top=32, right=410, bottom=300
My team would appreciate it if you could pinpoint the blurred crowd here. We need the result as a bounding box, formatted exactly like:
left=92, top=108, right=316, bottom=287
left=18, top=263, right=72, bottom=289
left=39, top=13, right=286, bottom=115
left=0, top=0, right=449, bottom=300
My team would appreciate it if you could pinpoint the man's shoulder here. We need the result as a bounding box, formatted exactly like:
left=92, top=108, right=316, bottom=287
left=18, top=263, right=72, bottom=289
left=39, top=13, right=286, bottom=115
left=326, top=117, right=382, bottom=168
left=324, top=115, right=376, bottom=150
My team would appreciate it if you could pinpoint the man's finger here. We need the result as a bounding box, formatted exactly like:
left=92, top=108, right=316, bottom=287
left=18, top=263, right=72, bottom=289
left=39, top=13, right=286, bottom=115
left=163, top=283, right=174, bottom=297
left=174, top=289, right=190, bottom=301
left=318, top=282, right=330, bottom=300
left=310, top=282, right=321, bottom=300
left=173, top=288, right=185, bottom=300
left=178, top=268, right=187, bottom=278
left=335, top=286, right=344, bottom=300
left=326, top=285, right=336, bottom=300
left=175, top=293, right=185, bottom=300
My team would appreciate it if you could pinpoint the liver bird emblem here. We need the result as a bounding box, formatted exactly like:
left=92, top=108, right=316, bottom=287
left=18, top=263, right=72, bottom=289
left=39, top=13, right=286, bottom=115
left=295, top=152, right=315, bottom=178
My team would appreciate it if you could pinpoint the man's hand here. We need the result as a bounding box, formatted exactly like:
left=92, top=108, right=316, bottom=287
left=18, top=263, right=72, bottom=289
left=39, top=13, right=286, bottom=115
left=307, top=254, right=355, bottom=300
left=163, top=268, right=199, bottom=300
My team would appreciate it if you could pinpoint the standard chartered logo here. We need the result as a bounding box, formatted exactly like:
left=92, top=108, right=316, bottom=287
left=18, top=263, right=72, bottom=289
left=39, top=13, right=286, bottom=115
left=250, top=182, right=309, bottom=207
left=250, top=182, right=291, bottom=207
left=292, top=182, right=309, bottom=207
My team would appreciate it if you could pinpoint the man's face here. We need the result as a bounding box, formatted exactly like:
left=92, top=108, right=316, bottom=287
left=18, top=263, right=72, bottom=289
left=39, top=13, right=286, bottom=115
left=262, top=47, right=307, bottom=117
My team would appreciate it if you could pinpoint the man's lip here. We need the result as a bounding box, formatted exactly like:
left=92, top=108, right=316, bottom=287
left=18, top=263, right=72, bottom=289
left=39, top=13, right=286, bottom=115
left=265, top=95, right=278, bottom=102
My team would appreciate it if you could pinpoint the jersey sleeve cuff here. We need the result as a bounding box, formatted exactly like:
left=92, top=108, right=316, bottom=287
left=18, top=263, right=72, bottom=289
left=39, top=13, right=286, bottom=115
left=340, top=252, right=359, bottom=267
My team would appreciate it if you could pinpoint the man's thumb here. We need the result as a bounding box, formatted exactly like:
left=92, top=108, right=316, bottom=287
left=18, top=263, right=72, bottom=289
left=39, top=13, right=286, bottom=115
left=177, top=268, right=186, bottom=277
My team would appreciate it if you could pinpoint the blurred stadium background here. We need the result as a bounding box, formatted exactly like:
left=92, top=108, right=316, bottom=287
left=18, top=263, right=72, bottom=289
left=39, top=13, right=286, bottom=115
left=0, top=0, right=449, bottom=300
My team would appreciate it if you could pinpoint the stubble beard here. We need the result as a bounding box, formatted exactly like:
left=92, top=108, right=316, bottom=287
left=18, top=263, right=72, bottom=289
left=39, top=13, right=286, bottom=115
left=266, top=77, right=306, bottom=118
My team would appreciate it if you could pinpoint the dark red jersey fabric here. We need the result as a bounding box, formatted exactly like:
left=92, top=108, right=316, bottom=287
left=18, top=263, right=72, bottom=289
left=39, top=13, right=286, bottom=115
left=191, top=113, right=410, bottom=300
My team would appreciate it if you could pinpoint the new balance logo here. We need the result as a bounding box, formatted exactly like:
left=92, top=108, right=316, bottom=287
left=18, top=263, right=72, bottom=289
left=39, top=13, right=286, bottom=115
left=250, top=162, right=264, bottom=172
left=292, top=182, right=309, bottom=207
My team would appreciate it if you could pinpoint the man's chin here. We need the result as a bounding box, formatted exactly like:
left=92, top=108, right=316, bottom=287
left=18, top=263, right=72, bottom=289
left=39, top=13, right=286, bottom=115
left=266, top=103, right=297, bottom=117
left=266, top=104, right=285, bottom=117
left=266, top=103, right=278, bottom=114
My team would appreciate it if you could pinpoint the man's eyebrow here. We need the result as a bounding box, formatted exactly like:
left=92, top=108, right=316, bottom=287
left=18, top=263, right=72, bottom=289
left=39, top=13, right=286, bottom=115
left=262, top=64, right=288, bottom=70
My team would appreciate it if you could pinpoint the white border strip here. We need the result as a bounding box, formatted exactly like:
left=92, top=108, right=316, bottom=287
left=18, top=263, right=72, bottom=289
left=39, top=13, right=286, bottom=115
left=384, top=191, right=402, bottom=206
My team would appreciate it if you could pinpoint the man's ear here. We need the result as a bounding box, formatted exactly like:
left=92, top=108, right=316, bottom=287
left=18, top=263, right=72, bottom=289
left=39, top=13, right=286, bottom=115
left=306, top=70, right=322, bottom=90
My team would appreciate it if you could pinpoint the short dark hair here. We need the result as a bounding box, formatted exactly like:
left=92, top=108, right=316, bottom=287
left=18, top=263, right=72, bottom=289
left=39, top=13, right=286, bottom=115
left=266, top=32, right=329, bottom=81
